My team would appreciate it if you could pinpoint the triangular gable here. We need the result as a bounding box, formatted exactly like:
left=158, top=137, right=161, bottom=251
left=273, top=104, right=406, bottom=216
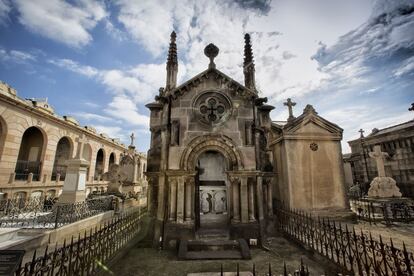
left=284, top=109, right=343, bottom=135
left=170, top=67, right=256, bottom=99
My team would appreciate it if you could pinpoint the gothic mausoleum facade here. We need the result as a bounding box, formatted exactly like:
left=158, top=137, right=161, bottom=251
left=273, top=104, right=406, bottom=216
left=146, top=32, right=347, bottom=247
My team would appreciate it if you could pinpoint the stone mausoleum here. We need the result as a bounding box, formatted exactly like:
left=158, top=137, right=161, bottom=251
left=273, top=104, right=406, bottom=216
left=146, top=32, right=347, bottom=247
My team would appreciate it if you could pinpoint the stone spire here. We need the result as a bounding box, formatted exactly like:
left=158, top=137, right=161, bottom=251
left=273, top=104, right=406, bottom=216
left=166, top=31, right=178, bottom=90
left=243, top=33, right=256, bottom=91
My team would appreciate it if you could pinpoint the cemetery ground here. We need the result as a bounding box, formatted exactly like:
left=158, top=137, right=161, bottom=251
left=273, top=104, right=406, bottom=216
left=101, top=236, right=335, bottom=276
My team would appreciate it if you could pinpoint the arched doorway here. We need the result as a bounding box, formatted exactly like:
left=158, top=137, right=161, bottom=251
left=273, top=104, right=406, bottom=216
left=108, top=152, right=115, bottom=169
left=196, top=150, right=229, bottom=229
left=94, top=149, right=104, bottom=180
left=52, top=137, right=72, bottom=181
left=15, top=127, right=45, bottom=181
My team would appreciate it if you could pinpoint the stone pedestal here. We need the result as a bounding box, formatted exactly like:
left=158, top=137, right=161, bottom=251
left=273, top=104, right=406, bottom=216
left=368, top=177, right=402, bottom=198
left=59, top=159, right=89, bottom=203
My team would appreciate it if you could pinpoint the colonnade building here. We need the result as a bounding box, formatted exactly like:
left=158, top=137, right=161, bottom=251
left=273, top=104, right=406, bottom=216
left=0, top=81, right=147, bottom=200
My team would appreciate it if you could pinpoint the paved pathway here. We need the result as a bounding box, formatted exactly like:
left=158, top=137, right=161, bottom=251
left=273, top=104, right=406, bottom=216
left=105, top=236, right=333, bottom=276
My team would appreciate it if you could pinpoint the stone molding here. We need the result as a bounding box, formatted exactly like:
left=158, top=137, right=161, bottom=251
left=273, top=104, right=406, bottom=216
left=180, top=134, right=244, bottom=171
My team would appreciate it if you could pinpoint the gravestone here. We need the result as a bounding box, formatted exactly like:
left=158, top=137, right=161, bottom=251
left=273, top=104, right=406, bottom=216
left=102, top=164, right=127, bottom=199
left=59, top=134, right=90, bottom=203
left=367, top=145, right=402, bottom=198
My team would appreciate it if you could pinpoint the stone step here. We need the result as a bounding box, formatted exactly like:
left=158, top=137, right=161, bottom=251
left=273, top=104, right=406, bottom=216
left=178, top=239, right=251, bottom=260
left=196, top=229, right=230, bottom=241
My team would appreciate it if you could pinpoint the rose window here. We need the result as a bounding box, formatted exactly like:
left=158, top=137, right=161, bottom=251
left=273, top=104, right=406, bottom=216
left=194, top=92, right=232, bottom=125
left=199, top=97, right=226, bottom=123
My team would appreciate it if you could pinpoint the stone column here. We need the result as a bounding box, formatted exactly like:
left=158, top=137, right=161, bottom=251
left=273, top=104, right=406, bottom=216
left=240, top=177, right=249, bottom=223
left=185, top=177, right=193, bottom=221
left=156, top=174, right=166, bottom=221
left=256, top=176, right=264, bottom=220
left=266, top=179, right=273, bottom=216
left=176, top=176, right=185, bottom=223
left=231, top=177, right=240, bottom=222
left=169, top=178, right=177, bottom=221
left=248, top=181, right=256, bottom=221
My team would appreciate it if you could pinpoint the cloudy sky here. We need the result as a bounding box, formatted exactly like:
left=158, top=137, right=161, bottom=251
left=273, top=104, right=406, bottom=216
left=0, top=0, right=413, bottom=153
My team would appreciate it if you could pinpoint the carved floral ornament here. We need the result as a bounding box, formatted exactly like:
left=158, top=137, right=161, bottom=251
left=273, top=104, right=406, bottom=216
left=310, top=142, right=318, bottom=151
left=193, top=91, right=232, bottom=125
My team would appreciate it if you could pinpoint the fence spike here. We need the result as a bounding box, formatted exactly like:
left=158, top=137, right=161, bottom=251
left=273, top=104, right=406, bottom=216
left=252, top=263, right=256, bottom=276
left=220, top=263, right=223, bottom=276
left=283, top=261, right=287, bottom=276
left=268, top=263, right=272, bottom=276
left=236, top=263, right=239, bottom=276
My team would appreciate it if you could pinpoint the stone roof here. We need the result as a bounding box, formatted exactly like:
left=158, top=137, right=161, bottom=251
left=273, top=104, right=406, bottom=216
left=169, top=67, right=257, bottom=100
left=366, top=120, right=414, bottom=137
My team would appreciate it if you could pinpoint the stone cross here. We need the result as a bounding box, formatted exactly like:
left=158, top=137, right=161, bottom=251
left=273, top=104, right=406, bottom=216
left=283, top=98, right=296, bottom=121
left=369, top=145, right=389, bottom=177
left=130, top=133, right=135, bottom=146
left=75, top=133, right=88, bottom=159
left=359, top=129, right=365, bottom=138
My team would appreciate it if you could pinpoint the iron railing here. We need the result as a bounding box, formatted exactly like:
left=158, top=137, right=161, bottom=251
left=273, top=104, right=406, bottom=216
left=350, top=198, right=414, bottom=225
left=274, top=203, right=414, bottom=275
left=15, top=209, right=146, bottom=276
left=14, top=160, right=42, bottom=181
left=215, top=262, right=311, bottom=276
left=0, top=196, right=114, bottom=228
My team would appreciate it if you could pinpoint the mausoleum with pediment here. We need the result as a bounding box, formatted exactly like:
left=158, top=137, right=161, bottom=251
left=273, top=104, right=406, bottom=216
left=146, top=32, right=347, bottom=247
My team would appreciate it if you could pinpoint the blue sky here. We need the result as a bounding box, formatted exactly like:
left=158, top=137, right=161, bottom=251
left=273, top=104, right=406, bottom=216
left=0, top=0, right=413, bottom=153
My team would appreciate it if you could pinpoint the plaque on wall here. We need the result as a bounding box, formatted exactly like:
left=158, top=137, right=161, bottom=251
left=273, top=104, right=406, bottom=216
left=0, top=250, right=25, bottom=276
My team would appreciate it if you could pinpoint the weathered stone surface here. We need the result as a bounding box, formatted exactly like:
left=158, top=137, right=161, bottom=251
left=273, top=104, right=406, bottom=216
left=367, top=176, right=402, bottom=198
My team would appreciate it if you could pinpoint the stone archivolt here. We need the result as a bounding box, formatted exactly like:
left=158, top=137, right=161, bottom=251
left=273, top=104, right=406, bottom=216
left=180, top=134, right=243, bottom=171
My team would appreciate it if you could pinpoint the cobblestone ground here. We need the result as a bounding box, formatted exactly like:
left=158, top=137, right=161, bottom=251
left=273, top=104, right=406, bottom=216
left=105, top=236, right=333, bottom=276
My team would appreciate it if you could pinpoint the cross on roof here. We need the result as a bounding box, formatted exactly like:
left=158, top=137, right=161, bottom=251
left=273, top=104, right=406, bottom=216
left=368, top=145, right=389, bottom=177
left=283, top=98, right=296, bottom=121
left=75, top=133, right=88, bottom=159
left=130, top=133, right=135, bottom=146
left=358, top=129, right=365, bottom=138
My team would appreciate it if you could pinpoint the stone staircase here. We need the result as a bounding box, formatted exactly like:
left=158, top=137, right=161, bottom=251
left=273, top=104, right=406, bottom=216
left=178, top=229, right=251, bottom=260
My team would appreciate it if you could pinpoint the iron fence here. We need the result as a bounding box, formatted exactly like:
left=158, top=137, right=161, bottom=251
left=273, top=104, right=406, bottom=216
left=15, top=209, right=146, bottom=276
left=214, top=261, right=311, bottom=276
left=0, top=196, right=114, bottom=228
left=14, top=160, right=42, bottom=181
left=350, top=198, right=414, bottom=225
left=274, top=203, right=414, bottom=275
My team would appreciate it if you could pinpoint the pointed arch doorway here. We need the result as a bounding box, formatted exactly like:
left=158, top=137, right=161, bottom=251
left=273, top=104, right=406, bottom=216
left=195, top=150, right=229, bottom=230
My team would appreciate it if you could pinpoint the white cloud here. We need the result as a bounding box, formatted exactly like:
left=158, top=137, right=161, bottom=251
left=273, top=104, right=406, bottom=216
left=15, top=0, right=107, bottom=48
left=48, top=58, right=98, bottom=77
left=74, top=112, right=114, bottom=122
left=393, top=56, right=414, bottom=77
left=0, top=0, right=11, bottom=25
left=0, top=48, right=37, bottom=64
left=105, top=95, right=150, bottom=128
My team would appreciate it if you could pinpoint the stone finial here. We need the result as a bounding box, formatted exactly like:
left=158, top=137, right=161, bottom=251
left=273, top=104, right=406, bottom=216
left=303, top=104, right=317, bottom=115
left=244, top=33, right=254, bottom=67
left=358, top=129, right=365, bottom=138
left=283, top=98, right=296, bottom=122
left=204, top=43, right=219, bottom=69
left=167, top=31, right=177, bottom=67
left=243, top=33, right=256, bottom=91
left=409, top=103, right=414, bottom=112
left=166, top=31, right=178, bottom=90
